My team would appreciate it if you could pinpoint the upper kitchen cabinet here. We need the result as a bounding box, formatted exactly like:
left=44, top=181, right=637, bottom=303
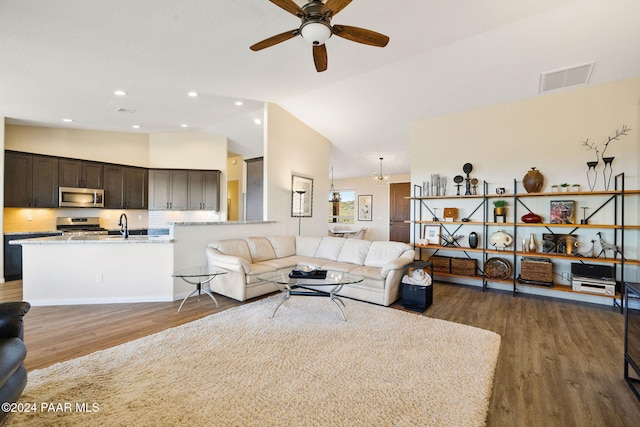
left=103, top=164, right=148, bottom=209
left=58, top=159, right=103, bottom=188
left=149, top=170, right=189, bottom=210
left=188, top=170, right=220, bottom=211
left=4, top=151, right=59, bottom=208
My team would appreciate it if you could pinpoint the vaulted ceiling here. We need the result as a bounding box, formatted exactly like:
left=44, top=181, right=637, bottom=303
left=2, top=0, right=639, bottom=178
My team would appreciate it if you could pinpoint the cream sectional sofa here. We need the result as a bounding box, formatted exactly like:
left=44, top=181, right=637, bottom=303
left=205, top=236, right=415, bottom=306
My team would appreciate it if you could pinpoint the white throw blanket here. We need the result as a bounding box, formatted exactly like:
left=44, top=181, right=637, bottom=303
left=402, top=268, right=432, bottom=286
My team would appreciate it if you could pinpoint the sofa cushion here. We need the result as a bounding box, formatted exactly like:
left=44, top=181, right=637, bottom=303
left=209, top=239, right=252, bottom=263
left=319, top=261, right=360, bottom=273
left=295, top=236, right=322, bottom=257
left=350, top=265, right=385, bottom=281
left=267, top=236, right=296, bottom=258
left=244, top=237, right=277, bottom=263
left=314, top=237, right=345, bottom=261
left=257, top=258, right=297, bottom=270
left=364, top=241, right=411, bottom=268
left=337, top=239, right=372, bottom=266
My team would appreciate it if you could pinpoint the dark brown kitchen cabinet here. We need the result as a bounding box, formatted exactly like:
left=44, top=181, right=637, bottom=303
left=103, top=164, right=148, bottom=209
left=4, top=151, right=59, bottom=207
left=188, top=170, right=220, bottom=210
left=58, top=159, right=103, bottom=188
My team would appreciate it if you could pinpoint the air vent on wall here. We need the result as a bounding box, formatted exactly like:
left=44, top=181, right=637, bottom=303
left=115, top=107, right=136, bottom=114
left=539, top=62, right=595, bottom=93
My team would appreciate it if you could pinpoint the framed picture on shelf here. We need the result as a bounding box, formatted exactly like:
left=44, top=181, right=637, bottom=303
left=358, top=195, right=373, bottom=221
left=423, top=225, right=441, bottom=245
left=291, top=175, right=313, bottom=217
left=550, top=200, right=575, bottom=224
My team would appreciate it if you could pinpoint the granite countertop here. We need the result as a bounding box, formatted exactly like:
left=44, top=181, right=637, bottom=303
left=170, top=220, right=276, bottom=226
left=10, top=235, right=173, bottom=245
left=4, top=231, right=62, bottom=236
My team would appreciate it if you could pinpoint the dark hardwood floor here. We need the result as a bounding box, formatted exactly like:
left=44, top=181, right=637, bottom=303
left=2, top=280, right=639, bottom=426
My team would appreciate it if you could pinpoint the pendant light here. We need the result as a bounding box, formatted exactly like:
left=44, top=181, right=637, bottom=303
left=329, top=167, right=341, bottom=202
left=373, top=157, right=390, bottom=185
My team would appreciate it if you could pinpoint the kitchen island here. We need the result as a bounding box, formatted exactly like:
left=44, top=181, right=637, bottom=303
left=13, top=235, right=175, bottom=306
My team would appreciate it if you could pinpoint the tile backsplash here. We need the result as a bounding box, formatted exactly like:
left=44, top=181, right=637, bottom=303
left=3, top=208, right=222, bottom=233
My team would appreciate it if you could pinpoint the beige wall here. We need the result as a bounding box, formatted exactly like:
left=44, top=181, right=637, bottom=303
left=411, top=77, right=640, bottom=285
left=411, top=78, right=640, bottom=191
left=333, top=173, right=411, bottom=242
left=148, top=132, right=227, bottom=170
left=5, top=125, right=149, bottom=166
left=265, top=103, right=330, bottom=236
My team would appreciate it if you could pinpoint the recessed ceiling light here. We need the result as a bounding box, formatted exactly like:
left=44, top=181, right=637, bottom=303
left=181, top=124, right=188, bottom=128
left=254, top=118, right=262, bottom=125
left=235, top=101, right=244, bottom=106
left=62, top=118, right=73, bottom=123
left=188, top=91, right=198, bottom=97
left=132, top=125, right=140, bottom=129
left=114, top=90, right=127, bottom=96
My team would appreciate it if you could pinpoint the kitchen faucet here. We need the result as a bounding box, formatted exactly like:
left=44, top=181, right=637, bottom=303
left=118, top=213, right=129, bottom=238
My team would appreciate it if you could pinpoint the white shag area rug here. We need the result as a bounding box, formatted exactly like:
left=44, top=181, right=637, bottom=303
left=7, top=296, right=501, bottom=427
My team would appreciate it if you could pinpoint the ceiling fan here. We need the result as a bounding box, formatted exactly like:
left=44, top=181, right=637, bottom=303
left=250, top=0, right=389, bottom=72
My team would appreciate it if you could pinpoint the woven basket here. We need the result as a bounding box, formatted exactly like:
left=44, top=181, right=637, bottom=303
left=429, top=256, right=451, bottom=273
left=520, top=257, right=553, bottom=283
left=451, top=257, right=477, bottom=276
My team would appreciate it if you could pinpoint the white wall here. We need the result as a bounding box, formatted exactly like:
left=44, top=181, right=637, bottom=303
left=264, top=103, right=330, bottom=236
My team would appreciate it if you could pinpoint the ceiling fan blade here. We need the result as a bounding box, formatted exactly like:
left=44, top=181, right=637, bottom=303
left=269, top=0, right=306, bottom=17
left=250, top=29, right=299, bottom=51
left=313, top=44, right=328, bottom=72
left=332, top=25, right=389, bottom=47
left=322, top=0, right=352, bottom=16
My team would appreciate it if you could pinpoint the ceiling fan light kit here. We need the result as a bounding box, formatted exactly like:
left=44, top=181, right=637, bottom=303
left=251, top=0, right=389, bottom=72
left=301, top=21, right=332, bottom=45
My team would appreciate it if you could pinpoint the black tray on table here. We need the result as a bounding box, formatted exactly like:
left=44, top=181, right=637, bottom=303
left=289, top=269, right=328, bottom=279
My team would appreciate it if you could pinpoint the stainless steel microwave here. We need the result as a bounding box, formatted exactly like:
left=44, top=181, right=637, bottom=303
left=59, top=187, right=105, bottom=208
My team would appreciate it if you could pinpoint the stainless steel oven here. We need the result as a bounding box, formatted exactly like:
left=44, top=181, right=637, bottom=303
left=56, top=217, right=108, bottom=236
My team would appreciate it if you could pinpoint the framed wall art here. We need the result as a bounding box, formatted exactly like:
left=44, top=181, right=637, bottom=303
left=423, top=225, right=441, bottom=245
left=550, top=200, right=575, bottom=224
left=291, top=175, right=313, bottom=217
left=358, top=194, right=373, bottom=221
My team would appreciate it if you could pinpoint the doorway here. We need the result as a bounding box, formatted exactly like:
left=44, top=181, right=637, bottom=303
left=227, top=180, right=239, bottom=221
left=389, top=182, right=410, bottom=243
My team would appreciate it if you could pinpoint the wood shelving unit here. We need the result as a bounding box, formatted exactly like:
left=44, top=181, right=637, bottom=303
left=409, top=174, right=639, bottom=308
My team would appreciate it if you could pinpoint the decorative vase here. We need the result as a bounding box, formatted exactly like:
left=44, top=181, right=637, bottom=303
left=523, top=167, right=544, bottom=193
left=468, top=232, right=478, bottom=249
left=528, top=233, right=537, bottom=253
left=586, top=161, right=598, bottom=191
left=489, top=230, right=513, bottom=249
left=521, top=212, right=542, bottom=223
left=602, top=156, right=614, bottom=190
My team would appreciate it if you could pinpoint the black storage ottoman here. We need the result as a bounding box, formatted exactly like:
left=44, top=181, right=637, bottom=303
left=401, top=282, right=433, bottom=312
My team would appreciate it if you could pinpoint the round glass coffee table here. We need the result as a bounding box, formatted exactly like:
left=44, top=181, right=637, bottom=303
left=257, top=268, right=363, bottom=321
left=173, top=266, right=227, bottom=312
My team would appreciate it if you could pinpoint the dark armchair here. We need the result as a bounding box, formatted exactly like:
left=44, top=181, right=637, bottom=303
left=0, top=301, right=30, bottom=421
